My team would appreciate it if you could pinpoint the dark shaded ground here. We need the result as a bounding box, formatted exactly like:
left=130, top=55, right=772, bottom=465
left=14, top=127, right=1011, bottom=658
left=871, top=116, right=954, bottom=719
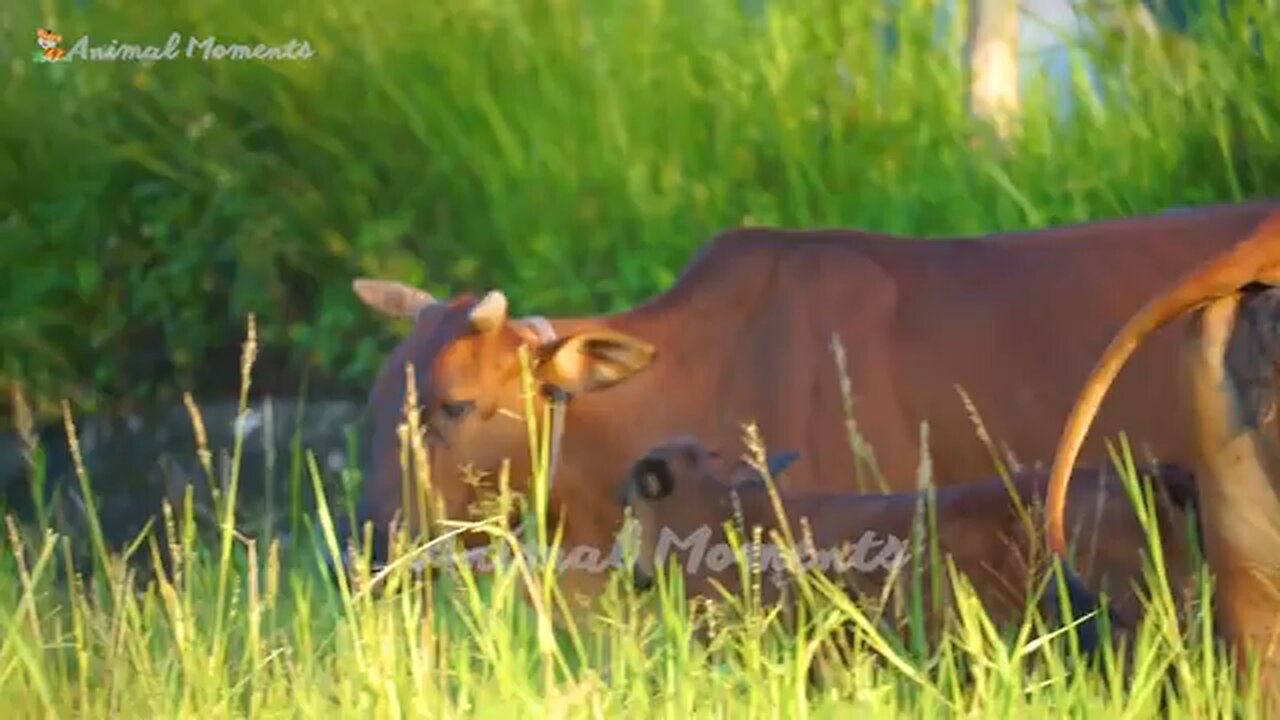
left=0, top=396, right=368, bottom=561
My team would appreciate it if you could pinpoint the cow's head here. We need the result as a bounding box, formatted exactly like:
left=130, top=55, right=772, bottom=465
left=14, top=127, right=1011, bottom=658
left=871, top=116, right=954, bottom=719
left=615, top=435, right=799, bottom=593
left=331, top=278, right=657, bottom=576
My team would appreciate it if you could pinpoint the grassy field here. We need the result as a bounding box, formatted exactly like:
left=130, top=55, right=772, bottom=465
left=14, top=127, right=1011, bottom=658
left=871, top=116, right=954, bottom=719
left=5, top=0, right=1280, bottom=715
left=5, top=0, right=1279, bottom=420
left=0, top=347, right=1267, bottom=718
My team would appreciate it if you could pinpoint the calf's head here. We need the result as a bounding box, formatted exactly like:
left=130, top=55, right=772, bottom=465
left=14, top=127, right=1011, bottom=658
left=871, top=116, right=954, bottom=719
left=332, top=279, right=657, bottom=575
left=616, top=435, right=799, bottom=595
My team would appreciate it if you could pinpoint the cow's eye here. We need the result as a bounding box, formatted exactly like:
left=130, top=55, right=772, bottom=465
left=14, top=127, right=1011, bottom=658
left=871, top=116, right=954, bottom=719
left=440, top=400, right=475, bottom=421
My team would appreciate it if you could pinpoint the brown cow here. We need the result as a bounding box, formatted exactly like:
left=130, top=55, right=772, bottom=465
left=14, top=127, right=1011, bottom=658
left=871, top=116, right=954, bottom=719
left=1043, top=211, right=1280, bottom=709
left=1181, top=289, right=1280, bottom=712
left=339, top=201, right=1276, bottom=625
left=617, top=436, right=1195, bottom=651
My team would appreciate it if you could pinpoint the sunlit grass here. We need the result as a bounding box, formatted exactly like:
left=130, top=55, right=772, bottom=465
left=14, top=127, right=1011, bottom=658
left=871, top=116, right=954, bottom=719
left=1, top=316, right=1272, bottom=718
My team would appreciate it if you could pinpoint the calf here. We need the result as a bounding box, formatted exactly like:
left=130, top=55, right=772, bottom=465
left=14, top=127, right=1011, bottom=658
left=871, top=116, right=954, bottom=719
left=617, top=436, right=1198, bottom=652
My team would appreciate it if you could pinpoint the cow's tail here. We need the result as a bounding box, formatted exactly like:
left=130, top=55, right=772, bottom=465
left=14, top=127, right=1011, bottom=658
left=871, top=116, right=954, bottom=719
left=1045, top=211, right=1280, bottom=558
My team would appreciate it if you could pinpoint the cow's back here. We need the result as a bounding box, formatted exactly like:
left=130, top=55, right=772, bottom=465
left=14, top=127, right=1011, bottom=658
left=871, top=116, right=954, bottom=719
left=666, top=201, right=1280, bottom=492
left=880, top=202, right=1280, bottom=485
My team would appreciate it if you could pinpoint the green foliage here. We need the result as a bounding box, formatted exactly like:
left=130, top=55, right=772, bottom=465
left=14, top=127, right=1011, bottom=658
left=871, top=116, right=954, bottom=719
left=3, top=0, right=1279, bottom=423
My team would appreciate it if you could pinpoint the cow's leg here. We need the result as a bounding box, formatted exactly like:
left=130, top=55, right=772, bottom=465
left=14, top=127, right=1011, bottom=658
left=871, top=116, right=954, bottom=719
left=1181, top=291, right=1280, bottom=711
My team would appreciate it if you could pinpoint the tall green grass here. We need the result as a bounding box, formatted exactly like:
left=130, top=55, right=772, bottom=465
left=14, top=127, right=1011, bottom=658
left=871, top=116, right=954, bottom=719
left=4, top=0, right=1279, bottom=422
left=0, top=317, right=1272, bottom=718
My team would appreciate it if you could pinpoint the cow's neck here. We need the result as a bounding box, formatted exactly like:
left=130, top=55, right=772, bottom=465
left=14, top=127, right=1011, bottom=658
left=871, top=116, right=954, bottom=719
left=524, top=254, right=777, bottom=551
left=528, top=310, right=698, bottom=552
left=515, top=314, right=571, bottom=498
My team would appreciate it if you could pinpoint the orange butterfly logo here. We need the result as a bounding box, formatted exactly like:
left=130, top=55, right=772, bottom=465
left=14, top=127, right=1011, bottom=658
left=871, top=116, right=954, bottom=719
left=37, top=28, right=65, bottom=62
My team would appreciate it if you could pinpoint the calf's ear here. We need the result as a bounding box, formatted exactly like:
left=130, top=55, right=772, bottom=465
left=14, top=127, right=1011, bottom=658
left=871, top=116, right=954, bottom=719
left=533, top=329, right=656, bottom=395
left=767, top=450, right=800, bottom=478
left=633, top=456, right=675, bottom=500
left=727, top=450, right=801, bottom=488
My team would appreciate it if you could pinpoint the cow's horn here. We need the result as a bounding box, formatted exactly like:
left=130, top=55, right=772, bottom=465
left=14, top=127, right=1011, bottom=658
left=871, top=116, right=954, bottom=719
left=469, top=289, right=509, bottom=332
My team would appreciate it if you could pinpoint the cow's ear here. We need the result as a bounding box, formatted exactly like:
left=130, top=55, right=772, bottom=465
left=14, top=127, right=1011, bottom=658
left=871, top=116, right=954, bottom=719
left=533, top=329, right=656, bottom=395
left=352, top=278, right=438, bottom=319
left=633, top=456, right=675, bottom=500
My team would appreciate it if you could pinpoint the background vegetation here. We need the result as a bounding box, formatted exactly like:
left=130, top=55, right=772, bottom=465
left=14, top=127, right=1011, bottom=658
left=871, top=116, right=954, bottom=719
left=4, top=0, right=1278, bottom=427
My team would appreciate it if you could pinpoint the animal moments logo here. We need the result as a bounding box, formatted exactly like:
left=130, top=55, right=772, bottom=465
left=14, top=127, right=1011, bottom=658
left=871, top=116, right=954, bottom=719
left=34, top=28, right=66, bottom=62
left=33, top=28, right=315, bottom=63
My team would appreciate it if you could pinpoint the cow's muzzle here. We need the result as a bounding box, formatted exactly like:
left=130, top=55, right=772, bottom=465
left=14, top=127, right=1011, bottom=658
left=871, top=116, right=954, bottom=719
left=631, top=563, right=655, bottom=593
